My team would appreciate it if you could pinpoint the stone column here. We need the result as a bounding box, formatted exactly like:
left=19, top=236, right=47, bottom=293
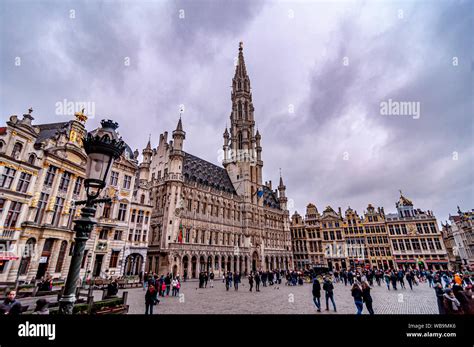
left=48, top=239, right=62, bottom=275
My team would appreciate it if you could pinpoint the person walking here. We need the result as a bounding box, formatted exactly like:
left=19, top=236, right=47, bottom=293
left=342, top=270, right=348, bottom=286
left=427, top=271, right=434, bottom=288
left=443, top=289, right=461, bottom=314
left=390, top=271, right=398, bottom=290
left=434, top=282, right=446, bottom=314
left=406, top=271, right=414, bottom=290
left=312, top=276, right=321, bottom=312
left=165, top=274, right=171, bottom=296
left=234, top=272, right=240, bottom=291
left=228, top=271, right=233, bottom=288
left=225, top=272, right=231, bottom=291
left=351, top=283, right=364, bottom=315
left=262, top=271, right=267, bottom=287
left=361, top=282, right=374, bottom=315
left=175, top=277, right=181, bottom=296
left=171, top=277, right=178, bottom=296
left=397, top=270, right=406, bottom=289
left=198, top=272, right=203, bottom=288
left=145, top=284, right=157, bottom=315
left=255, top=271, right=261, bottom=292
left=106, top=278, right=119, bottom=298
left=348, top=270, right=354, bottom=286
left=248, top=272, right=254, bottom=292
left=161, top=278, right=166, bottom=297
left=209, top=272, right=214, bottom=288
left=323, top=277, right=337, bottom=312
left=143, top=272, right=149, bottom=291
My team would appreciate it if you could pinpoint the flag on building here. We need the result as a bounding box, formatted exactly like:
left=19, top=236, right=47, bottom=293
left=178, top=222, right=183, bottom=243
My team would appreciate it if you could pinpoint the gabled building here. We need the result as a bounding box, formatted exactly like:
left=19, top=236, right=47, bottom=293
left=362, top=204, right=392, bottom=270
left=441, top=207, right=473, bottom=271
left=0, top=110, right=152, bottom=283
left=386, top=192, right=448, bottom=270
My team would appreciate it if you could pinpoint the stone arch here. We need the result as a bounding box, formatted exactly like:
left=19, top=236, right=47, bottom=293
left=124, top=253, right=144, bottom=276
left=191, top=255, right=197, bottom=278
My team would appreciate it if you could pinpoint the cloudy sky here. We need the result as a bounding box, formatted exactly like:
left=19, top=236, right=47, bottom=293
left=1, top=0, right=472, bottom=224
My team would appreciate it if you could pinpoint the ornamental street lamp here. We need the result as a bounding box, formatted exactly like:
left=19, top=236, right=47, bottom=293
left=59, top=120, right=125, bottom=314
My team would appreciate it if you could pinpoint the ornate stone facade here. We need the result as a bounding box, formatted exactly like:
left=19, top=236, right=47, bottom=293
left=441, top=207, right=473, bottom=271
left=0, top=110, right=152, bottom=283
left=291, top=193, right=448, bottom=271
left=145, top=44, right=293, bottom=278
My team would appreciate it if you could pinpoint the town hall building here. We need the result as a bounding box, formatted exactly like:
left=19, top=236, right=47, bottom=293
left=144, top=43, right=293, bottom=278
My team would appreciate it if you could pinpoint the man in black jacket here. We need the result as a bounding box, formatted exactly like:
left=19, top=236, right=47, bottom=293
left=2, top=290, right=22, bottom=315
left=322, top=277, right=337, bottom=312
left=255, top=272, right=261, bottom=292
left=312, top=277, right=321, bottom=312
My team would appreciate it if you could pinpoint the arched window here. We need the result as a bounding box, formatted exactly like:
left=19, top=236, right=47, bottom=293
left=19, top=238, right=36, bottom=275
left=27, top=154, right=35, bottom=165
left=140, top=194, right=145, bottom=204
left=55, top=240, right=68, bottom=273
left=0, top=141, right=5, bottom=153
left=244, top=101, right=249, bottom=120
left=11, top=142, right=23, bottom=159
left=238, top=131, right=243, bottom=150
left=238, top=101, right=242, bottom=119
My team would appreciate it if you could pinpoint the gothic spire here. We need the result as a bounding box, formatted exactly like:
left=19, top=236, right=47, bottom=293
left=234, top=41, right=248, bottom=79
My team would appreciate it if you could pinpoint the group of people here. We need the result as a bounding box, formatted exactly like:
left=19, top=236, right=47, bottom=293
left=143, top=272, right=182, bottom=314
left=432, top=271, right=473, bottom=314
left=315, top=267, right=474, bottom=315
left=198, top=272, right=215, bottom=288
left=0, top=290, right=50, bottom=315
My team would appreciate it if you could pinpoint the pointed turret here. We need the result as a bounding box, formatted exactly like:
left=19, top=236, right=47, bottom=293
left=172, top=116, right=186, bottom=151
left=278, top=170, right=287, bottom=210
left=142, top=135, right=153, bottom=163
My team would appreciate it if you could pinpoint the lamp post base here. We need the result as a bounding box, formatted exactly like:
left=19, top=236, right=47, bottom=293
left=59, top=294, right=76, bottom=315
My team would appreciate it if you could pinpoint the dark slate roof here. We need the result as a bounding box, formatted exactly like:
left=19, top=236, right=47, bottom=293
left=182, top=152, right=236, bottom=195
left=262, top=186, right=280, bottom=209
left=35, top=122, right=70, bottom=144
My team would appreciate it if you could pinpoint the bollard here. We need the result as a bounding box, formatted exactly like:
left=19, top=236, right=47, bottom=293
left=87, top=295, right=94, bottom=314
left=122, top=291, right=128, bottom=305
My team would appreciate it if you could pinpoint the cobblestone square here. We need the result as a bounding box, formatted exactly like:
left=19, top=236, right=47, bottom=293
left=117, top=279, right=438, bottom=314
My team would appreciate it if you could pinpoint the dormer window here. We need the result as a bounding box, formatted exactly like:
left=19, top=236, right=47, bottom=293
left=11, top=142, right=23, bottom=159
left=27, top=154, right=35, bottom=165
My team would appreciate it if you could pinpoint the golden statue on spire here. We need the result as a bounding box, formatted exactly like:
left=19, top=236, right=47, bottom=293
left=74, top=107, right=88, bottom=123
